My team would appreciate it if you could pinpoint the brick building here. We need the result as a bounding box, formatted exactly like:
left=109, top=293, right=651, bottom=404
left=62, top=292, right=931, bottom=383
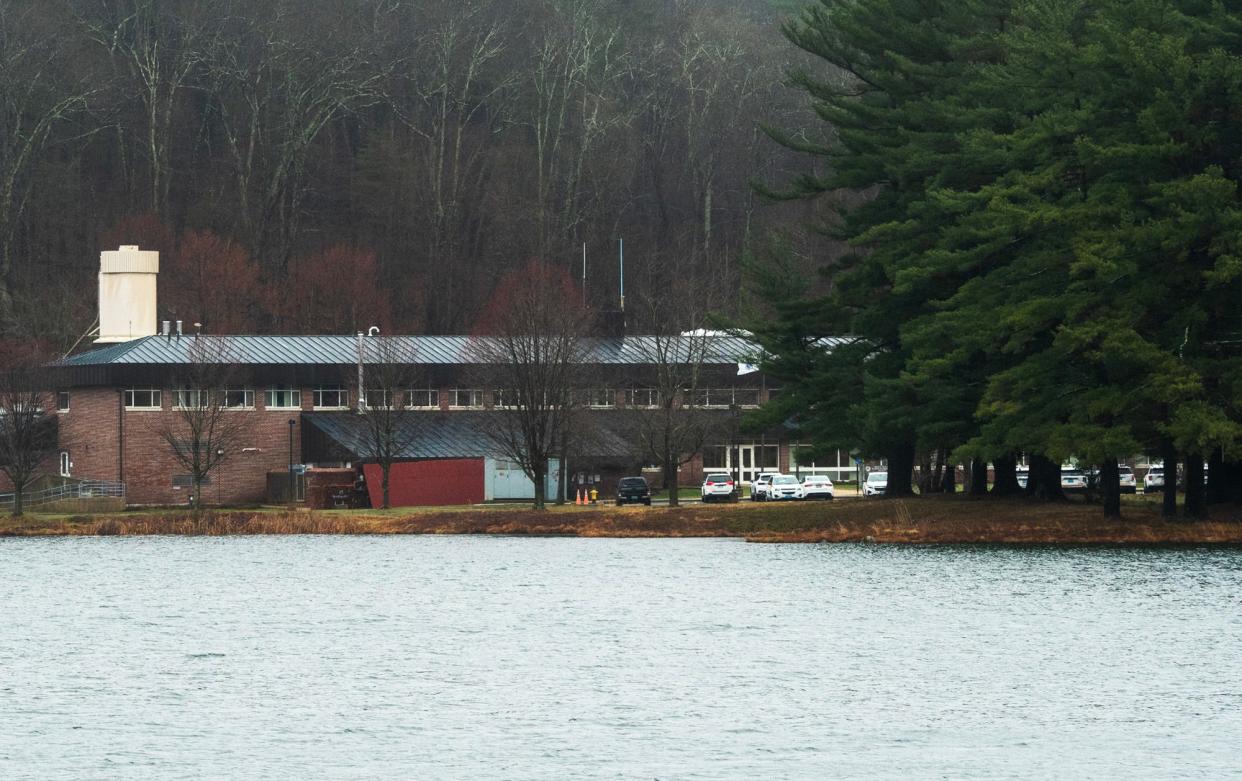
left=28, top=246, right=859, bottom=507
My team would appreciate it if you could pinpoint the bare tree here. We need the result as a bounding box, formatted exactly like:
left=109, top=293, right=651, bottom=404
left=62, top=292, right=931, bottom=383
left=153, top=336, right=248, bottom=514
left=0, top=3, right=94, bottom=324
left=630, top=276, right=725, bottom=506
left=356, top=336, right=423, bottom=509
left=469, top=262, right=590, bottom=509
left=0, top=357, right=57, bottom=517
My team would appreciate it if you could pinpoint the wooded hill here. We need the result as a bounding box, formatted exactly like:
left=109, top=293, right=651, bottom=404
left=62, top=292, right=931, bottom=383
left=0, top=0, right=820, bottom=346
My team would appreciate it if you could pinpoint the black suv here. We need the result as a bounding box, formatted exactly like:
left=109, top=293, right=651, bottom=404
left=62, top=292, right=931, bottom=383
left=616, top=476, right=652, bottom=506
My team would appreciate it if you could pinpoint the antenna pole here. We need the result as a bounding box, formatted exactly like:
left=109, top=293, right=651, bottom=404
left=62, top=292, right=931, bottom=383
left=619, top=237, right=625, bottom=311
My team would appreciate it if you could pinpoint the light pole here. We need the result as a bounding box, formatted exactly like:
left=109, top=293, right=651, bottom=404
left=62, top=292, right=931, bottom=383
left=287, top=418, right=296, bottom=503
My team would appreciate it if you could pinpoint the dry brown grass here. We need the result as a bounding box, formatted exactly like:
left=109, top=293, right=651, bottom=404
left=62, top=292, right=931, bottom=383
left=2, top=497, right=1240, bottom=544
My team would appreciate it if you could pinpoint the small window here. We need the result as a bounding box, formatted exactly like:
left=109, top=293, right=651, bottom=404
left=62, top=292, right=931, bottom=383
left=587, top=388, right=613, bottom=408
left=56, top=392, right=70, bottom=412
left=172, top=474, right=211, bottom=488
left=223, top=387, right=254, bottom=409
left=174, top=388, right=208, bottom=409
left=59, top=451, right=71, bottom=477
left=625, top=388, right=658, bottom=408
left=364, top=389, right=391, bottom=409
left=265, top=386, right=301, bottom=410
left=450, top=389, right=483, bottom=409
left=408, top=389, right=438, bottom=409
left=734, top=388, right=760, bottom=407
left=683, top=387, right=710, bottom=407
left=313, top=385, right=348, bottom=409
left=124, top=388, right=162, bottom=409
left=493, top=388, right=518, bottom=409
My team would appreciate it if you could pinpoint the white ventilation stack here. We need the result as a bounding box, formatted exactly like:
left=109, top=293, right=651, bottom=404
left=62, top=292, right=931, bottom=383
left=96, top=245, right=159, bottom=343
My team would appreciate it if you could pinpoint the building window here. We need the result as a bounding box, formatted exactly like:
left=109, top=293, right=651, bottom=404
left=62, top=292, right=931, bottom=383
left=59, top=451, right=71, bottom=477
left=586, top=388, right=614, bottom=408
left=223, top=387, right=254, bottom=409
left=364, top=389, right=390, bottom=409
left=174, top=388, right=208, bottom=409
left=124, top=388, right=162, bottom=409
left=493, top=388, right=518, bottom=409
left=265, top=386, right=301, bottom=410
left=683, top=387, right=711, bottom=407
left=56, top=392, right=70, bottom=412
left=703, top=446, right=727, bottom=469
left=407, top=389, right=439, bottom=409
left=450, top=389, right=483, bottom=409
left=625, top=388, right=659, bottom=408
left=313, top=385, right=348, bottom=409
left=172, top=474, right=211, bottom=488
left=734, top=388, right=760, bottom=407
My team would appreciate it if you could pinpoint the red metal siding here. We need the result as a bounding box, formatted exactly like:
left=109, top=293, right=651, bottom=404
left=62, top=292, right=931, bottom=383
left=363, top=459, right=484, bottom=507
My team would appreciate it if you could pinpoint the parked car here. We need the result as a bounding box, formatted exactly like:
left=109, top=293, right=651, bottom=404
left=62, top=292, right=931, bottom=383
left=863, top=471, right=887, bottom=497
left=701, top=473, right=739, bottom=503
left=1118, top=465, right=1137, bottom=494
left=751, top=472, right=781, bottom=502
left=1061, top=468, right=1088, bottom=492
left=801, top=476, right=835, bottom=500
left=616, top=476, right=651, bottom=506
left=1016, top=466, right=1029, bottom=489
left=768, top=474, right=804, bottom=500
left=1143, top=467, right=1165, bottom=493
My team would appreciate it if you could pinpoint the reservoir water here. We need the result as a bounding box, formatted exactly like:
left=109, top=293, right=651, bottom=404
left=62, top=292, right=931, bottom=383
left=1, top=537, right=1239, bottom=779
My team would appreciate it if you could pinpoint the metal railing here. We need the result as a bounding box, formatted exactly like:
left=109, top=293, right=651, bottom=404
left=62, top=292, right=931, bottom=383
left=0, top=480, right=125, bottom=510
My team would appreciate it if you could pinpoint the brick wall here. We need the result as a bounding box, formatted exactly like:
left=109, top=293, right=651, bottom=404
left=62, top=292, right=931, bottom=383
left=58, top=386, right=311, bottom=506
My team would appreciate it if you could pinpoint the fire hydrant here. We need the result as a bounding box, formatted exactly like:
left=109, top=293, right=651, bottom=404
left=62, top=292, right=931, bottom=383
left=589, top=487, right=599, bottom=505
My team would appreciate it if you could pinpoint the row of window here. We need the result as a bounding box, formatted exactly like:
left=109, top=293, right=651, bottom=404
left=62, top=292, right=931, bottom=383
left=105, top=386, right=769, bottom=411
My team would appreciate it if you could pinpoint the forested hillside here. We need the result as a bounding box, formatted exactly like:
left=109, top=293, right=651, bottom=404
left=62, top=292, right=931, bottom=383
left=0, top=0, right=820, bottom=345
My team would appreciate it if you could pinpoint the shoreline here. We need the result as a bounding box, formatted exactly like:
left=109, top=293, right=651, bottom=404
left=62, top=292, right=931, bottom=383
left=2, top=497, right=1241, bottom=544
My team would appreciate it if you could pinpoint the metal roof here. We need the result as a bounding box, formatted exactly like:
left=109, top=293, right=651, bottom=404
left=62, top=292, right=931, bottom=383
left=303, top=410, right=636, bottom=460
left=59, top=334, right=768, bottom=367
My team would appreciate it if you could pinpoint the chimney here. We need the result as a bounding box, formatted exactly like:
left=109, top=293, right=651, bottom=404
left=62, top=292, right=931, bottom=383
left=96, top=245, right=159, bottom=343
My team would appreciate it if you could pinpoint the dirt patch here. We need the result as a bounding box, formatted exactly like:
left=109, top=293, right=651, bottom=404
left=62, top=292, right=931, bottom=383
left=1, top=497, right=1240, bottom=544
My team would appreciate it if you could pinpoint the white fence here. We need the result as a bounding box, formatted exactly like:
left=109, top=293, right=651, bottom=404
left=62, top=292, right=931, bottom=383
left=0, top=480, right=125, bottom=510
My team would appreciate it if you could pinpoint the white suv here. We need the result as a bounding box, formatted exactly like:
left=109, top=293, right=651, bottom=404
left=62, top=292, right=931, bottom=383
left=750, top=473, right=781, bottom=502
left=863, top=471, right=888, bottom=497
left=767, top=474, right=803, bottom=500
left=1118, top=465, right=1137, bottom=494
left=700, top=473, right=739, bottom=503
left=1143, top=467, right=1165, bottom=493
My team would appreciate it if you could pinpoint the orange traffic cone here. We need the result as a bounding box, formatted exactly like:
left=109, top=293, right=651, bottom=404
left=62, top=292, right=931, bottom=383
left=575, top=488, right=584, bottom=506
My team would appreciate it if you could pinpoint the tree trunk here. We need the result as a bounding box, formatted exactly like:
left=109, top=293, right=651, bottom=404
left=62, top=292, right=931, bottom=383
left=1100, top=460, right=1121, bottom=518
left=917, top=451, right=933, bottom=494
left=533, top=463, right=546, bottom=510
left=939, top=457, right=956, bottom=495
left=1160, top=439, right=1177, bottom=518
left=12, top=484, right=22, bottom=518
left=192, top=476, right=203, bottom=516
left=1184, top=453, right=1205, bottom=519
left=1025, top=454, right=1066, bottom=501
left=665, top=456, right=680, bottom=507
left=381, top=463, right=391, bottom=509
left=990, top=454, right=1021, bottom=496
left=969, top=457, right=988, bottom=496
left=884, top=441, right=916, bottom=497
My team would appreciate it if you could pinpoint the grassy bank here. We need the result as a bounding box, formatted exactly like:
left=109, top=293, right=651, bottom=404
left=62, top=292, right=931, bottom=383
left=2, top=496, right=1241, bottom=544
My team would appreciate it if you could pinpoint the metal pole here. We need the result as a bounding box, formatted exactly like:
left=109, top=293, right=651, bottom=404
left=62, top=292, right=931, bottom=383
left=288, top=419, right=295, bottom=502
left=582, top=242, right=587, bottom=309
left=618, top=237, right=624, bottom=311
